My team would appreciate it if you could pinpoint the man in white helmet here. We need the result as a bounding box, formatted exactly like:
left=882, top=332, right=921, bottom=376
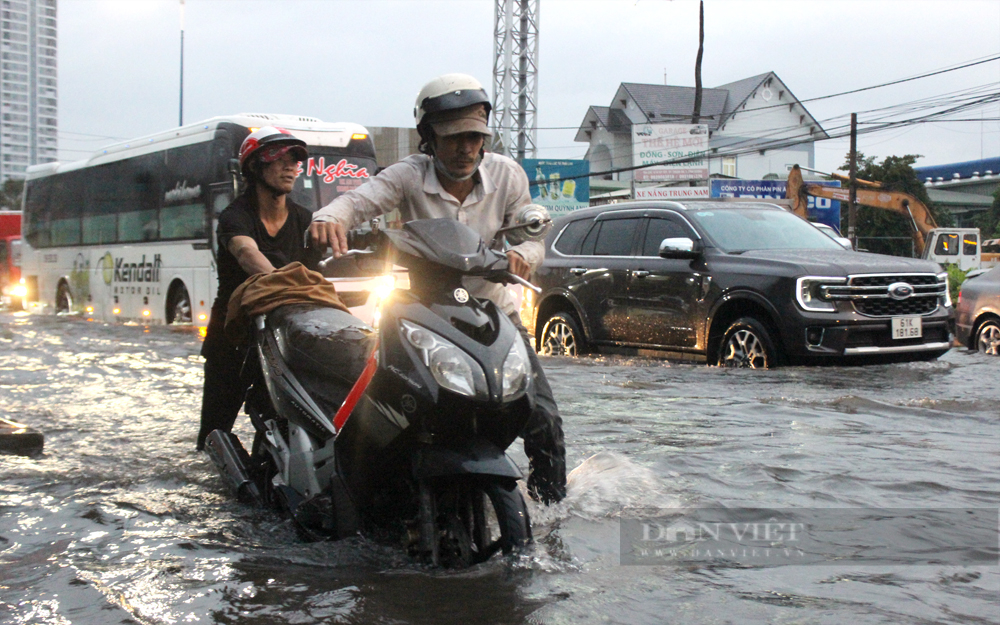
left=309, top=73, right=566, bottom=504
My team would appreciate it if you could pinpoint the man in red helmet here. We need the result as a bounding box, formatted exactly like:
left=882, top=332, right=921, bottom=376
left=308, top=74, right=567, bottom=504
left=197, top=126, right=320, bottom=451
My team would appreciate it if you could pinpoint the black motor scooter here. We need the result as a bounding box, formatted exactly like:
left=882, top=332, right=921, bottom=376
left=207, top=217, right=546, bottom=567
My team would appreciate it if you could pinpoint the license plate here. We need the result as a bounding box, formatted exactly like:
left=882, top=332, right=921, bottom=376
left=891, top=316, right=922, bottom=339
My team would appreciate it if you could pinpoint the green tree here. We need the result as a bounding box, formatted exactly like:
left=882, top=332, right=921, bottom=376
left=0, top=179, right=24, bottom=211
left=837, top=153, right=953, bottom=257
left=976, top=187, right=1000, bottom=239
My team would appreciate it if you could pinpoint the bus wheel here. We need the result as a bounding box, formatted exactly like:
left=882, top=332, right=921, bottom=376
left=167, top=283, right=192, bottom=324
left=55, top=282, right=72, bottom=314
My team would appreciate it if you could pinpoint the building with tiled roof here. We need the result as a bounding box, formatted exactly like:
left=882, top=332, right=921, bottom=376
left=577, top=72, right=828, bottom=192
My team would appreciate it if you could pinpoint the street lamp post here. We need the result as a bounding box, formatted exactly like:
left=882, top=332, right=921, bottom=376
left=179, top=0, right=185, bottom=126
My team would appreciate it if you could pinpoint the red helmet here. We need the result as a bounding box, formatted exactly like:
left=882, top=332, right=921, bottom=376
left=238, top=126, right=308, bottom=176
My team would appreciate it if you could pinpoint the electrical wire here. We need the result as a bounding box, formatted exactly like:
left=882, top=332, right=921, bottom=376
left=535, top=90, right=1000, bottom=184
left=497, top=55, right=1000, bottom=135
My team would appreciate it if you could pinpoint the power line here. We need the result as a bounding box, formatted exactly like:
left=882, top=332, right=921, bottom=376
left=798, top=54, right=1000, bottom=105
left=521, top=55, right=1000, bottom=139
left=534, top=91, right=1000, bottom=184
left=577, top=88, right=996, bottom=172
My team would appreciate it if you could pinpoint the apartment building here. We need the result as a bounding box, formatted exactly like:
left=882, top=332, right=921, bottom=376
left=1, top=0, right=57, bottom=182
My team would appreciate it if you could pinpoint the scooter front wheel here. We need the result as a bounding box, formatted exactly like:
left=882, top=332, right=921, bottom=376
left=474, top=478, right=532, bottom=563
left=419, top=477, right=532, bottom=567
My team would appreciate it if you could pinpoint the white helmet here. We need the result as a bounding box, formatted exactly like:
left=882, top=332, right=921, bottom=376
left=413, top=73, right=492, bottom=137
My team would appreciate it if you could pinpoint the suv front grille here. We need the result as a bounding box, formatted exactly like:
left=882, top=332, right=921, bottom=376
left=854, top=297, right=939, bottom=316
left=821, top=274, right=945, bottom=317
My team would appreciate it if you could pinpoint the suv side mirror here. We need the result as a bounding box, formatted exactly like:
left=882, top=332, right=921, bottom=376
left=659, top=237, right=703, bottom=259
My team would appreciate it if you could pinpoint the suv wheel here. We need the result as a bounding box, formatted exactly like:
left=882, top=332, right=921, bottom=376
left=976, top=319, right=1000, bottom=355
left=538, top=312, right=586, bottom=357
left=717, top=317, right=778, bottom=369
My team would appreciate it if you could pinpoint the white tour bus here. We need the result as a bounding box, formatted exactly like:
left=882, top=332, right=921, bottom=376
left=20, top=113, right=383, bottom=328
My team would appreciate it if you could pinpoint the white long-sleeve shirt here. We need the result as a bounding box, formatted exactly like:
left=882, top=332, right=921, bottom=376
left=312, top=152, right=543, bottom=315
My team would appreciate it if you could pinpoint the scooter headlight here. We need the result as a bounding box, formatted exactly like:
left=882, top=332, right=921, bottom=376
left=401, top=320, right=488, bottom=398
left=502, top=336, right=531, bottom=400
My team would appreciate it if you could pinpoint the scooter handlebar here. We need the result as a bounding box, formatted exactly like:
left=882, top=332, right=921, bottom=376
left=504, top=272, right=542, bottom=294
left=315, top=228, right=380, bottom=272
left=317, top=249, right=375, bottom=272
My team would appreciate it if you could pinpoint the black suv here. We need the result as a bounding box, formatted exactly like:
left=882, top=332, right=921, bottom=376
left=526, top=201, right=954, bottom=367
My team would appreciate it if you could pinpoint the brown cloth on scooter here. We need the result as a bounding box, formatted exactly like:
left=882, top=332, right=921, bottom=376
left=224, top=262, right=349, bottom=345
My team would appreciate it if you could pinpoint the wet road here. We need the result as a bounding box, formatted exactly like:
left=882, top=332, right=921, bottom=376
left=1, top=311, right=997, bottom=624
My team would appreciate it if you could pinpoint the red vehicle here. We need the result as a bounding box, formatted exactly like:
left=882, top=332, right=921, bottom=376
left=0, top=210, right=23, bottom=309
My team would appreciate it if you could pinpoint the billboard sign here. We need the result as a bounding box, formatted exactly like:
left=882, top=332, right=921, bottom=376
left=522, top=159, right=590, bottom=214
left=635, top=186, right=710, bottom=200
left=632, top=123, right=709, bottom=182
left=710, top=179, right=842, bottom=231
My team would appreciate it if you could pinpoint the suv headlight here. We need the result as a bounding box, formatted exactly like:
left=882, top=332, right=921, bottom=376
left=502, top=336, right=531, bottom=400
left=400, top=319, right=488, bottom=398
left=937, top=271, right=952, bottom=307
left=796, top=276, right=846, bottom=312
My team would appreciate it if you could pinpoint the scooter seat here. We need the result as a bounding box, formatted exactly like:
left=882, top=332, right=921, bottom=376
left=268, top=304, right=376, bottom=388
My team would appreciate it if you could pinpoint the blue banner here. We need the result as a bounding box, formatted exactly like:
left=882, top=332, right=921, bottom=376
left=710, top=179, right=842, bottom=232
left=521, top=159, right=590, bottom=215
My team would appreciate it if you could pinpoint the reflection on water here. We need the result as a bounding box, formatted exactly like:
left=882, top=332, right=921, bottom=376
left=1, top=313, right=997, bottom=624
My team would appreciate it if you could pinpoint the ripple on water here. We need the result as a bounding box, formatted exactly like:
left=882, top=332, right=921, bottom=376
left=2, top=313, right=999, bottom=624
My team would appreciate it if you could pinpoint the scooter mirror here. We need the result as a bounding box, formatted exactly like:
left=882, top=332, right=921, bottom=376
left=501, top=204, right=553, bottom=246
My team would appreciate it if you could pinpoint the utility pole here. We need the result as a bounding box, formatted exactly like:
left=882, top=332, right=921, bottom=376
left=179, top=0, right=185, bottom=127
left=691, top=0, right=704, bottom=125
left=691, top=0, right=704, bottom=188
left=491, top=0, right=539, bottom=161
left=848, top=112, right=858, bottom=248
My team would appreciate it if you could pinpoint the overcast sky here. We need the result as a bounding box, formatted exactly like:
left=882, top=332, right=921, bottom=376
left=59, top=0, right=1000, bottom=175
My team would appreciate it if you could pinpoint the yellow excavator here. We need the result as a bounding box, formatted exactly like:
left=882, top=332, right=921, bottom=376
left=786, top=164, right=938, bottom=256
left=786, top=165, right=997, bottom=271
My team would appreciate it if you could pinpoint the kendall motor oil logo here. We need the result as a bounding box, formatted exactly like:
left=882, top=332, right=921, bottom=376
left=110, top=253, right=163, bottom=296
left=114, top=254, right=162, bottom=283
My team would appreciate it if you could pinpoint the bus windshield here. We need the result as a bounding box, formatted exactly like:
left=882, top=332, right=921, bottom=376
left=291, top=150, right=377, bottom=211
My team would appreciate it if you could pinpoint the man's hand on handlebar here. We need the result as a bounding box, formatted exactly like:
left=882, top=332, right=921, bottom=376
left=309, top=221, right=349, bottom=257
left=506, top=251, right=532, bottom=280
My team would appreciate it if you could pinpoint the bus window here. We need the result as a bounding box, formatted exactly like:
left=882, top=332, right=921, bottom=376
left=50, top=171, right=82, bottom=246
left=213, top=192, right=231, bottom=216
left=23, top=177, right=51, bottom=248
left=295, top=150, right=376, bottom=211
left=162, top=203, right=208, bottom=240
left=162, top=143, right=210, bottom=240
left=86, top=163, right=123, bottom=245
left=316, top=153, right=375, bottom=207
left=117, top=155, right=160, bottom=243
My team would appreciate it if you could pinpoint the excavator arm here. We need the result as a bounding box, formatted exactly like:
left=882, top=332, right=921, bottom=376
left=787, top=165, right=938, bottom=256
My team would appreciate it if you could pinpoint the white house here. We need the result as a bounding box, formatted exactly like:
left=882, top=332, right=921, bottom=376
left=576, top=72, right=828, bottom=190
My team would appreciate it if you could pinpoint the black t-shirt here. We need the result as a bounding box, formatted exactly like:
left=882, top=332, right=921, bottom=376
left=214, top=193, right=320, bottom=310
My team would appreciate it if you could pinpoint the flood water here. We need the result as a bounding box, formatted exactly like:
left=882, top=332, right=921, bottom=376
left=1, top=310, right=997, bottom=624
